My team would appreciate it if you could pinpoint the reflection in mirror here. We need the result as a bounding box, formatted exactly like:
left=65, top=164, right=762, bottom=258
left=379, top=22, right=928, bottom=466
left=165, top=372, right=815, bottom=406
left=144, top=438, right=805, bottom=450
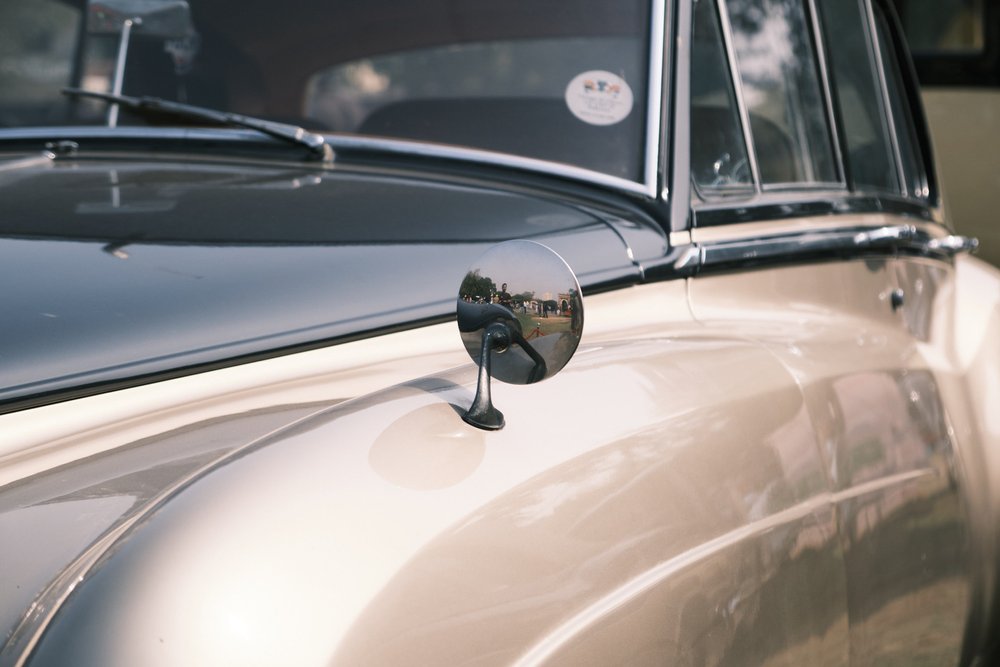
left=457, top=240, right=583, bottom=430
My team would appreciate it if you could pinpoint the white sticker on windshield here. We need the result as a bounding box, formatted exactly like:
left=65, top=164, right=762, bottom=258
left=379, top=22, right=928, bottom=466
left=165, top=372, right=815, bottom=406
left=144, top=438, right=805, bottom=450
left=565, top=70, right=634, bottom=126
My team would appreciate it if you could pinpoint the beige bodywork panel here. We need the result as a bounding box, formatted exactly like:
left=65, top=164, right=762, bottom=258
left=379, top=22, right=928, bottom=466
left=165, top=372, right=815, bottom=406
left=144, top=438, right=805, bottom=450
left=7, top=235, right=1000, bottom=666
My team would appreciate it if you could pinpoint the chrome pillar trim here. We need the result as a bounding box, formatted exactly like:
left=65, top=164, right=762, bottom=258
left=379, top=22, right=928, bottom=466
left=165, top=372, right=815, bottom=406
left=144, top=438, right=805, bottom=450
left=645, top=0, right=667, bottom=197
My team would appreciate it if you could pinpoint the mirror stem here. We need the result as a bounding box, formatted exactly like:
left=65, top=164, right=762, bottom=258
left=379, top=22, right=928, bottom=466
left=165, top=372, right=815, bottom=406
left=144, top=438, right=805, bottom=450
left=463, top=322, right=510, bottom=431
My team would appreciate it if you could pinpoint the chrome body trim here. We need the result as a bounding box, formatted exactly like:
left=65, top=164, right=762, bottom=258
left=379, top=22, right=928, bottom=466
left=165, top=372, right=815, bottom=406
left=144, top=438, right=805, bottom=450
left=670, top=216, right=971, bottom=274
left=928, top=234, right=980, bottom=255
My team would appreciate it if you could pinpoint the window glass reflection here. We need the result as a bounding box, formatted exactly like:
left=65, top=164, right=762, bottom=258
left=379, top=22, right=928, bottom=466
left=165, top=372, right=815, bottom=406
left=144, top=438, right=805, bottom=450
left=691, top=0, right=754, bottom=194
left=725, top=0, right=838, bottom=185
left=818, top=0, right=899, bottom=193
left=874, top=6, right=928, bottom=199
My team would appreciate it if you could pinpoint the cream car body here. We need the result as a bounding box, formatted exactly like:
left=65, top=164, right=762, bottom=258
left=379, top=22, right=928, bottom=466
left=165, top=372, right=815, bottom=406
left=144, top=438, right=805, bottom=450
left=1, top=0, right=999, bottom=665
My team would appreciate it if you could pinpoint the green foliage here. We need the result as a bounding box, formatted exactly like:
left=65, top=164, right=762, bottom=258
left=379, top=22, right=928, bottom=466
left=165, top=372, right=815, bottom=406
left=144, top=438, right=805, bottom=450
left=459, top=270, right=496, bottom=302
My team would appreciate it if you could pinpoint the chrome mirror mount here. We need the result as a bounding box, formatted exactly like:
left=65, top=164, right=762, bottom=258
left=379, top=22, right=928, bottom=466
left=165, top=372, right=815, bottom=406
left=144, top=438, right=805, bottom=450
left=457, top=240, right=584, bottom=430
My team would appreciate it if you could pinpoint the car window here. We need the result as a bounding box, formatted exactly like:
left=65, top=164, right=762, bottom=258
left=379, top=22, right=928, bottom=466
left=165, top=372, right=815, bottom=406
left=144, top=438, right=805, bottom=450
left=874, top=4, right=929, bottom=199
left=817, top=0, right=899, bottom=193
left=724, top=0, right=839, bottom=186
left=0, top=0, right=80, bottom=127
left=0, top=0, right=654, bottom=185
left=304, top=35, right=648, bottom=180
left=691, top=0, right=754, bottom=195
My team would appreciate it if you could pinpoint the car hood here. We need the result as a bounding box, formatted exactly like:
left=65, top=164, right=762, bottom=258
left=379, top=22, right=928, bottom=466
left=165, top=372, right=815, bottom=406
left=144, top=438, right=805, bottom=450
left=0, top=154, right=665, bottom=411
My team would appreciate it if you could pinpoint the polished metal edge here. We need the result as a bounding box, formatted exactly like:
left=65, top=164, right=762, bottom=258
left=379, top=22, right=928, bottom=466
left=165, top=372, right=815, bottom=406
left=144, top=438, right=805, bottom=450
left=692, top=192, right=936, bottom=227
left=645, top=0, right=667, bottom=193
left=328, top=137, right=655, bottom=197
left=656, top=217, right=974, bottom=278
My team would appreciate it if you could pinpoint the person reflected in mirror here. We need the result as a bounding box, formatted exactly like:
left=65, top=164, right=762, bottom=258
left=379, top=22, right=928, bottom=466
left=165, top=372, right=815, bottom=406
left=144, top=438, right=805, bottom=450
left=497, top=282, right=513, bottom=309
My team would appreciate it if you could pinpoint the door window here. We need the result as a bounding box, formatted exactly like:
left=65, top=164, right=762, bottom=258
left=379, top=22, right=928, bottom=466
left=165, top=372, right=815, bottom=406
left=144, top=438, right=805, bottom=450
left=874, top=5, right=929, bottom=199
left=691, top=0, right=755, bottom=195
left=818, top=0, right=899, bottom=193
left=0, top=0, right=80, bottom=127
left=724, top=0, right=839, bottom=186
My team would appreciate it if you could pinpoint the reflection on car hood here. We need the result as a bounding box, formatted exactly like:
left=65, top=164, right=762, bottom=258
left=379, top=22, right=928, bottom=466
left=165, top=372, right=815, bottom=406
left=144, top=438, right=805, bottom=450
left=0, top=156, right=662, bottom=411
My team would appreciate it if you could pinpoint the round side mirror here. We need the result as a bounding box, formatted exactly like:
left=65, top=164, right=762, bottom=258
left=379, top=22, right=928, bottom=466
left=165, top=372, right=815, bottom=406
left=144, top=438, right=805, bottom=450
left=457, top=240, right=583, bottom=429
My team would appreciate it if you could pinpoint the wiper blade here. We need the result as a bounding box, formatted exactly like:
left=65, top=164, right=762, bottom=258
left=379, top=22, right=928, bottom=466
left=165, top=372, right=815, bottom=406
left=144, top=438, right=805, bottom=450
left=61, top=87, right=334, bottom=163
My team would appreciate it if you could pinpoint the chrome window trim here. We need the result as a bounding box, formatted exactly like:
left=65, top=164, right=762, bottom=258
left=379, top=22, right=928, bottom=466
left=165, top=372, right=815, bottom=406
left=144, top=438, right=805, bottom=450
left=715, top=0, right=763, bottom=192
left=668, top=0, right=692, bottom=231
left=760, top=180, right=846, bottom=193
left=692, top=191, right=938, bottom=226
left=646, top=0, right=668, bottom=197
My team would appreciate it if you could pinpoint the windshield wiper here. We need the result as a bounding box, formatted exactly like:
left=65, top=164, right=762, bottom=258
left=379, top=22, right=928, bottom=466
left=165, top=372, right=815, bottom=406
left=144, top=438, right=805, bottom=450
left=61, top=87, right=334, bottom=163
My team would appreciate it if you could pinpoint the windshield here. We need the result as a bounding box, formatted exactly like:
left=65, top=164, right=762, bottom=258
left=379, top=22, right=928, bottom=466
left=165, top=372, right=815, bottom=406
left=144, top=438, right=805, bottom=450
left=0, top=0, right=653, bottom=181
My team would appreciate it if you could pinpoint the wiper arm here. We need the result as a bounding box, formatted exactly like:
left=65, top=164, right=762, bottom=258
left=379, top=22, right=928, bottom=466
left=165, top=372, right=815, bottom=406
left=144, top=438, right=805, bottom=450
left=61, top=87, right=334, bottom=163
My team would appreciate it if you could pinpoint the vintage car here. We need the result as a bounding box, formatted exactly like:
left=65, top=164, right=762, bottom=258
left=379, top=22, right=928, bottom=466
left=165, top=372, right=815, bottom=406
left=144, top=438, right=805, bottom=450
left=1, top=0, right=999, bottom=665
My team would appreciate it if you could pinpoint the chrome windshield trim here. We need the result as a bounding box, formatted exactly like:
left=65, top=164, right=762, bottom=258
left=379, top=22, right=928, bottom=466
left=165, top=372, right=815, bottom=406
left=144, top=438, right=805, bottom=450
left=327, top=135, right=655, bottom=196
left=645, top=0, right=667, bottom=196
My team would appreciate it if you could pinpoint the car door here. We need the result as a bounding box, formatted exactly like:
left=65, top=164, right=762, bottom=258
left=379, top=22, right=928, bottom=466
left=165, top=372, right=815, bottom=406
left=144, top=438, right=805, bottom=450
left=685, top=0, right=975, bottom=663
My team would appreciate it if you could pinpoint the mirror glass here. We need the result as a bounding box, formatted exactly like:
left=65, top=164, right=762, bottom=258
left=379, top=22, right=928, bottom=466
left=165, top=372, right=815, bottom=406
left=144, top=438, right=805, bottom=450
left=458, top=240, right=583, bottom=384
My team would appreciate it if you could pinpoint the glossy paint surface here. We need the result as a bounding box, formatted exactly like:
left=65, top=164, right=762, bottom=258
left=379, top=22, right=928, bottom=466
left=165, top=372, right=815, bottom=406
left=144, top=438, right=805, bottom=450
left=0, top=157, right=664, bottom=410
left=1, top=217, right=997, bottom=665
left=688, top=243, right=979, bottom=664
left=17, top=280, right=854, bottom=666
